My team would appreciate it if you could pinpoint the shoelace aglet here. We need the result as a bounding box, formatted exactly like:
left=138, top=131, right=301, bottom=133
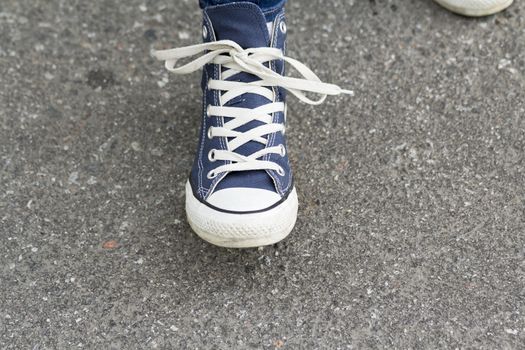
left=341, top=88, right=354, bottom=96
left=150, top=49, right=160, bottom=59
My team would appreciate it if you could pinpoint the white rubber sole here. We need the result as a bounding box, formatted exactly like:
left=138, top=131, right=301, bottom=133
left=185, top=181, right=298, bottom=248
left=434, top=0, right=513, bottom=16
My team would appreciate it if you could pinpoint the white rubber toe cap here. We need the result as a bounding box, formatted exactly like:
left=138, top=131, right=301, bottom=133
left=434, top=0, right=513, bottom=16
left=206, top=187, right=282, bottom=212
left=186, top=181, right=298, bottom=248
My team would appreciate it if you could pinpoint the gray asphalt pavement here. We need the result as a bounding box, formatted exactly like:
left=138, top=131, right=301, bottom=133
left=1, top=0, right=524, bottom=348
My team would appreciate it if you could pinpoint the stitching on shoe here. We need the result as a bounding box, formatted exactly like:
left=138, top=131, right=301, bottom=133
left=267, top=11, right=289, bottom=195
left=200, top=13, right=215, bottom=198
left=203, top=13, right=229, bottom=200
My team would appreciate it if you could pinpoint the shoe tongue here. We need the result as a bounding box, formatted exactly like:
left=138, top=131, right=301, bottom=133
left=206, top=3, right=278, bottom=194
left=205, top=2, right=270, bottom=49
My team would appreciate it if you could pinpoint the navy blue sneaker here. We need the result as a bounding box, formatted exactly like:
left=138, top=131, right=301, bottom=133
left=153, top=2, right=351, bottom=248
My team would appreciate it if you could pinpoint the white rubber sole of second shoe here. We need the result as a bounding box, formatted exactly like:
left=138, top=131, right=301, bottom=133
left=434, top=0, right=513, bottom=16
left=185, top=181, right=298, bottom=248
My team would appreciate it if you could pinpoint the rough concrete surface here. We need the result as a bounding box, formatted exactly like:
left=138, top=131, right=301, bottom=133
left=0, top=0, right=524, bottom=348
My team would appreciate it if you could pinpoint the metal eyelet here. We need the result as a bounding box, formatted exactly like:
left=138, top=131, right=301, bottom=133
left=279, top=21, right=287, bottom=34
left=207, top=170, right=217, bottom=179
left=202, top=25, right=208, bottom=39
left=277, top=167, right=285, bottom=176
left=207, top=127, right=213, bottom=139
left=279, top=144, right=286, bottom=157
left=208, top=149, right=216, bottom=162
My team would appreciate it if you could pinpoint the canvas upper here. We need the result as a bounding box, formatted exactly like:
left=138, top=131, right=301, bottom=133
left=189, top=2, right=292, bottom=212
left=152, top=2, right=351, bottom=213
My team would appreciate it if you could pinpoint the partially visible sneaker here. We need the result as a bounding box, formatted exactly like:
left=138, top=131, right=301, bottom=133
left=153, top=2, right=350, bottom=248
left=433, top=0, right=513, bottom=16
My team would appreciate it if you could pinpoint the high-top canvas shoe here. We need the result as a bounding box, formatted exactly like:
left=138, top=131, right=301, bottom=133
left=153, top=2, right=350, bottom=248
left=434, top=0, right=513, bottom=16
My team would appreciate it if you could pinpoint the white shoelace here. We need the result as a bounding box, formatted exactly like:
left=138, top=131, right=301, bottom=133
left=153, top=40, right=352, bottom=178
